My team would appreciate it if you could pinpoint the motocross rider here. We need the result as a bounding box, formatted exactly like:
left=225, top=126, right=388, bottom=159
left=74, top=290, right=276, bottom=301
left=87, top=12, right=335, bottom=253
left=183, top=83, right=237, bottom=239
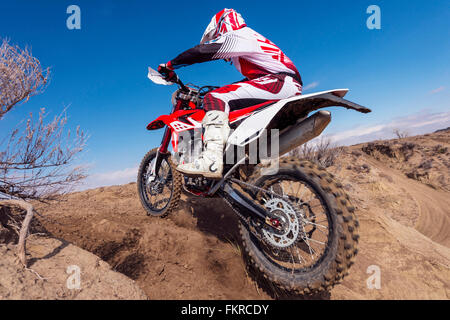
left=158, top=8, right=303, bottom=179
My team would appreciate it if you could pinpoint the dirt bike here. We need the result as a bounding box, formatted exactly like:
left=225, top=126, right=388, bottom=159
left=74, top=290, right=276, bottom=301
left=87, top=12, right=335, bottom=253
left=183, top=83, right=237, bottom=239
left=137, top=67, right=371, bottom=295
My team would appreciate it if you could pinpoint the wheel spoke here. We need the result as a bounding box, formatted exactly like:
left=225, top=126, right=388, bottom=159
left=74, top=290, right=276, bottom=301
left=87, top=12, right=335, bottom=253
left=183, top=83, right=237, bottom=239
left=295, top=247, right=304, bottom=265
left=305, top=239, right=315, bottom=260
left=142, top=157, right=174, bottom=212
left=296, top=184, right=306, bottom=201
left=247, top=176, right=331, bottom=274
left=303, top=219, right=328, bottom=229
left=302, top=236, right=326, bottom=245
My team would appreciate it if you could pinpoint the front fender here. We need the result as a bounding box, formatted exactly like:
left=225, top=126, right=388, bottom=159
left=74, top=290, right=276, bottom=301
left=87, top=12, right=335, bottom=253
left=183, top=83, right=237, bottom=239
left=147, top=115, right=171, bottom=130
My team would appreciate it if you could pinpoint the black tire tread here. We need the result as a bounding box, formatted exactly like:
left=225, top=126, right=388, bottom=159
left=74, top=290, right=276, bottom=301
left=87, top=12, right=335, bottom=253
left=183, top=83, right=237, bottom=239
left=238, top=157, right=359, bottom=295
left=137, top=148, right=182, bottom=218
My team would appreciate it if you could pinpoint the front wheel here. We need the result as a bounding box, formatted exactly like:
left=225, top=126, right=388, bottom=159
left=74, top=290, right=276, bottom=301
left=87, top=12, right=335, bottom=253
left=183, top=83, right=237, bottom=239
left=238, top=158, right=359, bottom=295
left=137, top=148, right=182, bottom=217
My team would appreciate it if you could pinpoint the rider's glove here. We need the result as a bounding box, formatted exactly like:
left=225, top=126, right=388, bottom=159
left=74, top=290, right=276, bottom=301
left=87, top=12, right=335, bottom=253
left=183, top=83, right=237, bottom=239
left=158, top=62, right=177, bottom=82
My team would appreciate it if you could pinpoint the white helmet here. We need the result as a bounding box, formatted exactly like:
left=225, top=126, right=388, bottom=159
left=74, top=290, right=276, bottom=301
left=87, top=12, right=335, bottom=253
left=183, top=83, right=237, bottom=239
left=200, top=8, right=246, bottom=44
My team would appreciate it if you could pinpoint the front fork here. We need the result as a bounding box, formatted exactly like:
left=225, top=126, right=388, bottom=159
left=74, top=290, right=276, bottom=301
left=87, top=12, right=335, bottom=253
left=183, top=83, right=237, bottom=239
left=149, top=126, right=172, bottom=183
left=148, top=98, right=184, bottom=183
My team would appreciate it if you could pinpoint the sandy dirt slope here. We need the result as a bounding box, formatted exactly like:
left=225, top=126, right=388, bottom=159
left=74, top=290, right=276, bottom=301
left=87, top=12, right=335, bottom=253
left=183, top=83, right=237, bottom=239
left=347, top=129, right=450, bottom=247
left=324, top=131, right=450, bottom=299
left=32, top=130, right=449, bottom=299
left=0, top=237, right=147, bottom=299
left=35, top=188, right=268, bottom=299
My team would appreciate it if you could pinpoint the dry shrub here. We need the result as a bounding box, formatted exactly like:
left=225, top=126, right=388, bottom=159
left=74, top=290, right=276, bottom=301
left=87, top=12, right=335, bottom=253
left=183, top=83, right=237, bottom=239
left=0, top=39, right=87, bottom=200
left=393, top=128, right=409, bottom=139
left=0, top=39, right=49, bottom=119
left=362, top=143, right=396, bottom=158
left=0, top=38, right=86, bottom=265
left=290, top=137, right=343, bottom=168
left=432, top=145, right=447, bottom=155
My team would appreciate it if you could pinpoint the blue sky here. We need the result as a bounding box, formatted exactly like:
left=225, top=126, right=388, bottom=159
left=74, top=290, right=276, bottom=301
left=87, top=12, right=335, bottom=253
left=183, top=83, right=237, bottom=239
left=1, top=0, right=449, bottom=188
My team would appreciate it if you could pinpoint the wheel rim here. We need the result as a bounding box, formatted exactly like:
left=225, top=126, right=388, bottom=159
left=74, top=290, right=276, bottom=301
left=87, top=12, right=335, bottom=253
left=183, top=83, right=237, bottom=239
left=141, top=156, right=174, bottom=213
left=252, top=175, right=333, bottom=274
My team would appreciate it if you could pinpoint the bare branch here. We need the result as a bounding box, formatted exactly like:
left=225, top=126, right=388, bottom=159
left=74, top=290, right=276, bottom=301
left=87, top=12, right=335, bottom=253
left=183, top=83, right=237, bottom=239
left=0, top=40, right=87, bottom=200
left=0, top=199, right=35, bottom=266
left=0, top=108, right=87, bottom=200
left=393, top=128, right=409, bottom=139
left=291, top=136, right=343, bottom=168
left=0, top=39, right=49, bottom=119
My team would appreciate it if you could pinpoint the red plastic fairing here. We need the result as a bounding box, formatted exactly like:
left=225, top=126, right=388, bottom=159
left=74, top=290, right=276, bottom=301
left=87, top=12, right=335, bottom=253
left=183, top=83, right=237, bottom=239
left=188, top=101, right=197, bottom=109
left=146, top=109, right=205, bottom=130
left=147, top=100, right=276, bottom=130
left=229, top=100, right=277, bottom=123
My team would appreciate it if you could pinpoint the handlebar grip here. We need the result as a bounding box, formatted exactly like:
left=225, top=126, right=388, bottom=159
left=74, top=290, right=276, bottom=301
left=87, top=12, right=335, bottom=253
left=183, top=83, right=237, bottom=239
left=158, top=65, right=170, bottom=76
left=158, top=64, right=188, bottom=92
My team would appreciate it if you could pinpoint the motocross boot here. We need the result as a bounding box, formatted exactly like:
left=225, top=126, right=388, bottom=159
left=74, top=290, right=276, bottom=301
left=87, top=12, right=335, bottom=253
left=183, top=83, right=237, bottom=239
left=177, top=110, right=230, bottom=179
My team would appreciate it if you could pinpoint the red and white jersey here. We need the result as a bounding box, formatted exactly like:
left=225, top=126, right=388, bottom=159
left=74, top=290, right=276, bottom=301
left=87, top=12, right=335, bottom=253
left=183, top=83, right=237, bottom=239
left=169, top=27, right=302, bottom=85
left=212, top=27, right=301, bottom=82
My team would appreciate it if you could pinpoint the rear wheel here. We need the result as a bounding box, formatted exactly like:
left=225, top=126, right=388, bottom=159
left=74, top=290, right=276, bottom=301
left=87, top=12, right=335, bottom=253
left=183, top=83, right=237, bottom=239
left=238, top=158, right=359, bottom=294
left=137, top=148, right=182, bottom=217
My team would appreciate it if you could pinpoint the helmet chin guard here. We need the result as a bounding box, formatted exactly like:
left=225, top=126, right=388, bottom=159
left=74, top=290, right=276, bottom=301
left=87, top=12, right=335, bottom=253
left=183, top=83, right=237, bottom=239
left=200, top=8, right=246, bottom=44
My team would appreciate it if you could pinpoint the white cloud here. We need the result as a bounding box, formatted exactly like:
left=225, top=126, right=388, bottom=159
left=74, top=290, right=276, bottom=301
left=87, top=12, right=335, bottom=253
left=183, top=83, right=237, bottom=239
left=328, top=124, right=387, bottom=142
left=430, top=86, right=445, bottom=94
left=325, top=110, right=450, bottom=146
left=79, top=166, right=138, bottom=190
left=303, top=81, right=319, bottom=91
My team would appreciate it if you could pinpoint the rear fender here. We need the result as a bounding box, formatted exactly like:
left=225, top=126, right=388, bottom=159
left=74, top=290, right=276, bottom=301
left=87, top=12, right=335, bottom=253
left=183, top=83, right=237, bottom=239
left=226, top=89, right=371, bottom=147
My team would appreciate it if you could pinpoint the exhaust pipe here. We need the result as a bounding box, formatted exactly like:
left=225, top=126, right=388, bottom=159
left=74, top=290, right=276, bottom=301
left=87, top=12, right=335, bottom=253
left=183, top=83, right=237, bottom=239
left=278, top=110, right=331, bottom=156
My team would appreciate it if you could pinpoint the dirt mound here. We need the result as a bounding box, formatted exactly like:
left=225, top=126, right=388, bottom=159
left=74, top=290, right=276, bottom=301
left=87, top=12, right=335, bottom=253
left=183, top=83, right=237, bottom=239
left=0, top=238, right=147, bottom=299
left=31, top=130, right=450, bottom=299
left=0, top=204, right=147, bottom=299
left=323, top=131, right=450, bottom=299
left=34, top=187, right=266, bottom=299
left=359, top=130, right=449, bottom=191
left=346, top=130, right=450, bottom=247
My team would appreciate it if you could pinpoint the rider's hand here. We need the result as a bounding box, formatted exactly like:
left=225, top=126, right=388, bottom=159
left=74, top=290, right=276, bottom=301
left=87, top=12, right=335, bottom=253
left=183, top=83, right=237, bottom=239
left=158, top=62, right=177, bottom=82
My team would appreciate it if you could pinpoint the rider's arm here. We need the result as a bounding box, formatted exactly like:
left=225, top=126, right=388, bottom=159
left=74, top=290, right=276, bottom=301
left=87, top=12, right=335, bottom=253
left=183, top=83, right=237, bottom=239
left=168, top=34, right=256, bottom=69
left=168, top=43, right=223, bottom=69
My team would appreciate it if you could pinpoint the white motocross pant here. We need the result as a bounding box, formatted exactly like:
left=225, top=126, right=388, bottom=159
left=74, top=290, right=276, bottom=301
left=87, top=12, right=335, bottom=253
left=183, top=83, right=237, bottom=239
left=202, top=74, right=303, bottom=114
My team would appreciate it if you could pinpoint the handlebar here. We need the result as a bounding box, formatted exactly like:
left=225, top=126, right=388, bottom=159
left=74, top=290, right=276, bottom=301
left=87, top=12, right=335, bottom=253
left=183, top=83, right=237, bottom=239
left=149, top=66, right=218, bottom=95
left=175, top=75, right=188, bottom=92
